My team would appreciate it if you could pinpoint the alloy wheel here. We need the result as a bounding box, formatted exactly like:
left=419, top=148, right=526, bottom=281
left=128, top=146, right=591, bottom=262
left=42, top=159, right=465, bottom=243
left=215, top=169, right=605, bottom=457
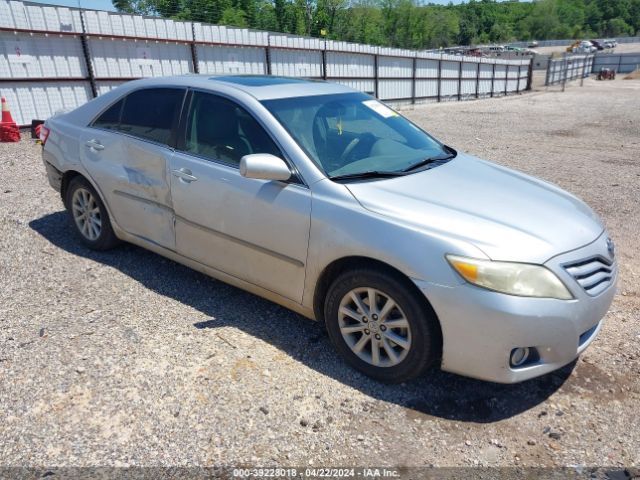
left=71, top=187, right=102, bottom=241
left=338, top=287, right=412, bottom=367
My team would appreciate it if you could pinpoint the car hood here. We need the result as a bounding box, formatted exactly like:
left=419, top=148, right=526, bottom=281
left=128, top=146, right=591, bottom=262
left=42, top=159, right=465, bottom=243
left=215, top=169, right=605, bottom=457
left=344, top=153, right=603, bottom=264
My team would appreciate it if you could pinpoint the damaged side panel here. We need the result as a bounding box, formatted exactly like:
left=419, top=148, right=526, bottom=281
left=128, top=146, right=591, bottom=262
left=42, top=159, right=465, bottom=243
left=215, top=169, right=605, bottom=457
left=80, top=128, right=176, bottom=251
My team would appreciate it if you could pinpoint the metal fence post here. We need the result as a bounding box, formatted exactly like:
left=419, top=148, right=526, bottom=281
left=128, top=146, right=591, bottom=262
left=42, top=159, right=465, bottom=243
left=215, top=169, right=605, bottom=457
left=475, top=61, right=480, bottom=98
left=457, top=59, right=463, bottom=101
left=436, top=56, right=442, bottom=102
left=490, top=62, right=495, bottom=97
left=516, top=64, right=521, bottom=93
left=562, top=55, right=568, bottom=92
left=265, top=34, right=272, bottom=75
left=545, top=57, right=551, bottom=86
left=373, top=52, right=379, bottom=99
left=504, top=64, right=509, bottom=96
left=322, top=39, right=327, bottom=80
left=78, top=9, right=97, bottom=98
left=190, top=22, right=199, bottom=74
left=411, top=56, right=416, bottom=104
left=580, top=55, right=587, bottom=86
left=527, top=58, right=533, bottom=90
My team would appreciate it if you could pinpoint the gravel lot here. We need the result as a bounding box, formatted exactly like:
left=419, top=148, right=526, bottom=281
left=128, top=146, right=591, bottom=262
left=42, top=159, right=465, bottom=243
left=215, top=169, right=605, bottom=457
left=1, top=77, right=639, bottom=469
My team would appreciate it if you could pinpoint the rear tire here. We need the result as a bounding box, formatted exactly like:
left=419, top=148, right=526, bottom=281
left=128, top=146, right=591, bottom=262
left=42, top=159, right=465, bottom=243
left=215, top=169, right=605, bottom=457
left=324, top=268, right=440, bottom=383
left=65, top=176, right=119, bottom=251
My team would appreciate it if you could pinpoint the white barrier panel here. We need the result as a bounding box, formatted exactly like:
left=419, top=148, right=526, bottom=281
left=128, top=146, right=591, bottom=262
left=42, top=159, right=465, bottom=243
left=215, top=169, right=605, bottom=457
left=461, top=79, right=476, bottom=96
left=270, top=33, right=322, bottom=50
left=332, top=78, right=375, bottom=94
left=415, top=78, right=437, bottom=98
left=95, top=80, right=127, bottom=96
left=0, top=32, right=86, bottom=78
left=197, top=45, right=266, bottom=75
left=326, top=51, right=374, bottom=78
left=194, top=24, right=268, bottom=46
left=493, top=64, right=507, bottom=94
left=378, top=56, right=412, bottom=78
left=0, top=81, right=91, bottom=124
left=269, top=48, right=322, bottom=77
left=83, top=10, right=192, bottom=41
left=440, top=78, right=458, bottom=97
left=415, top=58, right=438, bottom=78
left=378, top=79, right=411, bottom=100
left=326, top=40, right=376, bottom=54
left=0, top=1, right=82, bottom=32
left=440, top=61, right=459, bottom=78
left=88, top=38, right=193, bottom=78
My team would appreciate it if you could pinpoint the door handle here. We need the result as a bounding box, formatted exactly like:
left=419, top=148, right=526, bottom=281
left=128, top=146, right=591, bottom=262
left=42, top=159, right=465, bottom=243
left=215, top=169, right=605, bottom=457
left=85, top=139, right=105, bottom=151
left=172, top=168, right=198, bottom=183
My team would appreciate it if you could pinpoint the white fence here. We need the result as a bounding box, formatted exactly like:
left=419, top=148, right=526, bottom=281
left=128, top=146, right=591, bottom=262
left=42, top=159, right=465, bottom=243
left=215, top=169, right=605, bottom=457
left=0, top=0, right=532, bottom=126
left=545, top=54, right=594, bottom=86
left=592, top=52, right=640, bottom=74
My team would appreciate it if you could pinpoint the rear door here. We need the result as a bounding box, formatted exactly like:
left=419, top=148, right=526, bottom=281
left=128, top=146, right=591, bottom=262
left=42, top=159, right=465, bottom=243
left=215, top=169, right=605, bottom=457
left=80, top=87, right=185, bottom=250
left=168, top=90, right=311, bottom=302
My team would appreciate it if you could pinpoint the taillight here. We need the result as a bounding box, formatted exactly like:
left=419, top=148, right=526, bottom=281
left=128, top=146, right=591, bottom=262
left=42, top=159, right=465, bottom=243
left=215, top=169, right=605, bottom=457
left=39, top=125, right=50, bottom=145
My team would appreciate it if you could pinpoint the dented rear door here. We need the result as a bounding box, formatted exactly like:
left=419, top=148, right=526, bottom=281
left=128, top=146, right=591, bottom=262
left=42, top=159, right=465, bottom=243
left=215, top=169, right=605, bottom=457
left=80, top=87, right=186, bottom=251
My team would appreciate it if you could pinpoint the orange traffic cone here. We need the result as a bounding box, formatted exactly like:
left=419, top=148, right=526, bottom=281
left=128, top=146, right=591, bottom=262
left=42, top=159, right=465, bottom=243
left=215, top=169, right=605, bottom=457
left=0, top=97, right=21, bottom=142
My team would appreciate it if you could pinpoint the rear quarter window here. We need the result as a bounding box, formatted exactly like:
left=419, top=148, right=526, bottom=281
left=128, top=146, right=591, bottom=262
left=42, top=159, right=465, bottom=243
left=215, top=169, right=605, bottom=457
left=92, top=99, right=123, bottom=130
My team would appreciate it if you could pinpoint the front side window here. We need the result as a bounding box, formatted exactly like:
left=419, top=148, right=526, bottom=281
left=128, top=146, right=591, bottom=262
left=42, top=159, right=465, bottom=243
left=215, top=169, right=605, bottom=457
left=262, top=92, right=451, bottom=178
left=117, top=88, right=184, bottom=145
left=183, top=91, right=281, bottom=166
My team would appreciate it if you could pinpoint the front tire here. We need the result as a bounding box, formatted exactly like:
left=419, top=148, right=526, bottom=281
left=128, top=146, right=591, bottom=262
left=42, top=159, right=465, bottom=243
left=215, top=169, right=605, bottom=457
left=324, top=268, right=440, bottom=383
left=66, top=176, right=119, bottom=250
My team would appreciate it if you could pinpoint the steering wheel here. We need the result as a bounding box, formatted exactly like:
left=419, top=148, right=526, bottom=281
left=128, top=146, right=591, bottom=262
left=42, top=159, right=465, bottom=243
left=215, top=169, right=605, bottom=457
left=340, top=137, right=361, bottom=162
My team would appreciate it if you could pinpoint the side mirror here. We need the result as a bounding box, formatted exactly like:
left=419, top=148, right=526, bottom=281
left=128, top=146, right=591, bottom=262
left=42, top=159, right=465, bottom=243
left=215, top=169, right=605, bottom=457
left=239, top=154, right=292, bottom=182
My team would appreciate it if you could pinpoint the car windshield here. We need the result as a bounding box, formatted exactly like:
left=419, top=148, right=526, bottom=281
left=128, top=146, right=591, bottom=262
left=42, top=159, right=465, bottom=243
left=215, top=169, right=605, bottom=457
left=261, top=92, right=451, bottom=178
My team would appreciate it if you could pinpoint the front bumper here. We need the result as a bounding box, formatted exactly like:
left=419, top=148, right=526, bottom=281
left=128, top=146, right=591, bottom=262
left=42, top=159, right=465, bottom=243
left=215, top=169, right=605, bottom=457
left=417, top=233, right=617, bottom=383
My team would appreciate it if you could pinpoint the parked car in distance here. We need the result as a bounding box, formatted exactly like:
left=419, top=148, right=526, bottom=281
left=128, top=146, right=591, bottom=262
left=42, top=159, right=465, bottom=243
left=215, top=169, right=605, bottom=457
left=579, top=40, right=598, bottom=53
left=603, top=39, right=617, bottom=49
left=41, top=75, right=617, bottom=384
left=528, top=40, right=539, bottom=48
left=590, top=40, right=605, bottom=51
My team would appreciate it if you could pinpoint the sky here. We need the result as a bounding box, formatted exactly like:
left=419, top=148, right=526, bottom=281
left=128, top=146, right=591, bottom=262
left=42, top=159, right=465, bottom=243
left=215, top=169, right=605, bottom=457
left=26, top=0, right=509, bottom=11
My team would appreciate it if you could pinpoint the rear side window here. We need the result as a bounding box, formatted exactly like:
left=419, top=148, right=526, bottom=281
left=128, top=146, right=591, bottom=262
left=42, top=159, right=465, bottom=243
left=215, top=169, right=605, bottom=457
left=92, top=99, right=123, bottom=130
left=118, top=88, right=184, bottom=145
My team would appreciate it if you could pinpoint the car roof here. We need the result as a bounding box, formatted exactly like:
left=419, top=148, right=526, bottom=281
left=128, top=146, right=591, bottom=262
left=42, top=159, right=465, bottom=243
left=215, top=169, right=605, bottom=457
left=126, top=74, right=356, bottom=101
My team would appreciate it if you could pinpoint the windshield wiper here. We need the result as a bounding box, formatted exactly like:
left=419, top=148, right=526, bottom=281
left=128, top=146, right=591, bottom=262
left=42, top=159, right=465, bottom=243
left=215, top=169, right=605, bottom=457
left=328, top=170, right=406, bottom=181
left=402, top=153, right=456, bottom=172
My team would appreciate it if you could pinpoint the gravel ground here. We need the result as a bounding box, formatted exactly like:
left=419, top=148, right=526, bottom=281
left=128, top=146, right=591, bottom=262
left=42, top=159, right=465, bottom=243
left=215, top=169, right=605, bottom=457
left=1, top=77, right=639, bottom=469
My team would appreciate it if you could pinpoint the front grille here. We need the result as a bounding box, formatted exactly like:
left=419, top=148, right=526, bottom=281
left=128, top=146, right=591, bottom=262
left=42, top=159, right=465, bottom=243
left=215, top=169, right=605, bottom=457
left=564, top=256, right=614, bottom=296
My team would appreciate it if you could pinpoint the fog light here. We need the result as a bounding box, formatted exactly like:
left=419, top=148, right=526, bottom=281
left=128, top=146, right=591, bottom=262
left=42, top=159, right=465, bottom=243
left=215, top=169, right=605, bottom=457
left=510, top=347, right=530, bottom=367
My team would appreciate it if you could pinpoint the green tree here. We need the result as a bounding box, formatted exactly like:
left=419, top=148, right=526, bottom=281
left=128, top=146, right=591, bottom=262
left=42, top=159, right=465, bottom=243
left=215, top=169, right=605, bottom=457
left=112, top=0, right=639, bottom=50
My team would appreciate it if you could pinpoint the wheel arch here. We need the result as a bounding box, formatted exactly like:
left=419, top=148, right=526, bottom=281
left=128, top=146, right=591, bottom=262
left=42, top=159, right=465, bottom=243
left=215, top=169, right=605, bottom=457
left=60, top=169, right=121, bottom=237
left=313, top=256, right=443, bottom=350
left=60, top=169, right=83, bottom=208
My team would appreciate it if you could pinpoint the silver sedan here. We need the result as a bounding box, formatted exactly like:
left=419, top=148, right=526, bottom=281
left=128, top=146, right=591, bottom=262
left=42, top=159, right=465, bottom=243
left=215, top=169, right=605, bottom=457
left=41, top=75, right=617, bottom=383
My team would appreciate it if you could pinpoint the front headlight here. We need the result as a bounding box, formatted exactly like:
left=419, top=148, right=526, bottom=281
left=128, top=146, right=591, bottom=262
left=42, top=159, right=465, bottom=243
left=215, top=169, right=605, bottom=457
left=446, top=255, right=573, bottom=300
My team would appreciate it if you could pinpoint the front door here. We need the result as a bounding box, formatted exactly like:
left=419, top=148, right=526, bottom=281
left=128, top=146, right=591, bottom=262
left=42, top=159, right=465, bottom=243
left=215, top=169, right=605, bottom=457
left=169, top=91, right=311, bottom=302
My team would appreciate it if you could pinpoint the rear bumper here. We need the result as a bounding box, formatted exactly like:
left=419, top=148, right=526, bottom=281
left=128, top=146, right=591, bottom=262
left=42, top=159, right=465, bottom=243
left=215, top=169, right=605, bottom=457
left=416, top=234, right=617, bottom=383
left=43, top=154, right=62, bottom=192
